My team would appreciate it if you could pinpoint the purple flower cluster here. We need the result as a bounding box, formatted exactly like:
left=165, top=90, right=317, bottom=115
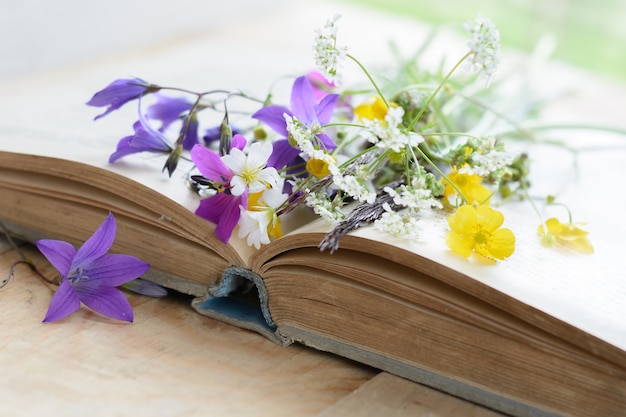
left=87, top=71, right=344, bottom=246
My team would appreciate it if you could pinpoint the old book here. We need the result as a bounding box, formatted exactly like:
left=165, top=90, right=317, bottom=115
left=1, top=3, right=626, bottom=416
left=2, top=120, right=626, bottom=417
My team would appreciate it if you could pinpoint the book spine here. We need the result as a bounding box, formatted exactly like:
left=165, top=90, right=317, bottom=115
left=191, top=265, right=291, bottom=346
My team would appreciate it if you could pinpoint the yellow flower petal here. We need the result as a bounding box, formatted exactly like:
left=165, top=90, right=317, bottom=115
left=475, top=205, right=504, bottom=232
left=482, top=227, right=516, bottom=260
left=442, top=168, right=491, bottom=205
left=567, top=237, right=594, bottom=254
left=447, top=204, right=478, bottom=235
left=446, top=231, right=475, bottom=257
left=354, top=96, right=390, bottom=121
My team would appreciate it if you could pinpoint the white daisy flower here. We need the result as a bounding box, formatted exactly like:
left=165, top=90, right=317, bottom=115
left=221, top=141, right=280, bottom=196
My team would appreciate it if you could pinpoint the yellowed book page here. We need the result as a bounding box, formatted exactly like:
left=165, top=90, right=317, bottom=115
left=1, top=0, right=625, bottom=352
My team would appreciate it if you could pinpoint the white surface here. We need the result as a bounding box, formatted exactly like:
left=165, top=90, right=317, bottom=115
left=0, top=0, right=285, bottom=81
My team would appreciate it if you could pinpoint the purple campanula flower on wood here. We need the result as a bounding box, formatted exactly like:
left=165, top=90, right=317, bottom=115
left=35, top=213, right=150, bottom=322
left=86, top=77, right=157, bottom=120
left=252, top=75, right=340, bottom=169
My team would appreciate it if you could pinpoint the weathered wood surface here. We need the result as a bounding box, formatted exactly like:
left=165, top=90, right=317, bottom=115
left=0, top=242, right=508, bottom=416
left=0, top=243, right=374, bottom=417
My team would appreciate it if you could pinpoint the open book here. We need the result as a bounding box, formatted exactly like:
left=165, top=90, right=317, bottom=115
left=2, top=140, right=626, bottom=417
left=2, top=3, right=626, bottom=417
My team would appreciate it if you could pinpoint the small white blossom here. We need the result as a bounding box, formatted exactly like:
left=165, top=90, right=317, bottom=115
left=467, top=150, right=517, bottom=177
left=238, top=209, right=273, bottom=249
left=374, top=203, right=423, bottom=240
left=384, top=176, right=443, bottom=212
left=462, top=14, right=501, bottom=85
left=313, top=14, right=348, bottom=84
left=221, top=141, right=280, bottom=196
left=284, top=114, right=339, bottom=173
left=305, top=191, right=346, bottom=223
left=361, top=106, right=423, bottom=152
left=333, top=173, right=376, bottom=204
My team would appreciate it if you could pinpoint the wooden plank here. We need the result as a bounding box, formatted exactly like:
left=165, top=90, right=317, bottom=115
left=318, top=372, right=504, bottom=417
left=0, top=246, right=376, bottom=417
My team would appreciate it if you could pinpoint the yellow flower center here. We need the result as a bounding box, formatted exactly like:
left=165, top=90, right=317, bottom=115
left=473, top=231, right=488, bottom=244
left=306, top=157, right=335, bottom=178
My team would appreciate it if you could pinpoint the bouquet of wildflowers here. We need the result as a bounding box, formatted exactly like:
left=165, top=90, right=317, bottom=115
left=85, top=13, right=593, bottom=262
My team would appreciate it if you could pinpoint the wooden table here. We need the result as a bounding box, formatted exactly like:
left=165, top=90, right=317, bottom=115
left=0, top=238, right=501, bottom=416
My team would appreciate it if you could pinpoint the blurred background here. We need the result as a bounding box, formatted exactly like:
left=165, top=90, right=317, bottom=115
left=1, top=0, right=624, bottom=82
left=351, top=0, right=626, bottom=81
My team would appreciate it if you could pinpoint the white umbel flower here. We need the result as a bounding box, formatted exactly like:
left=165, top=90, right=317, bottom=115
left=313, top=14, right=348, bottom=84
left=374, top=203, right=423, bottom=240
left=361, top=106, right=423, bottom=153
left=284, top=114, right=339, bottom=172
left=462, top=14, right=501, bottom=85
left=305, top=191, right=346, bottom=223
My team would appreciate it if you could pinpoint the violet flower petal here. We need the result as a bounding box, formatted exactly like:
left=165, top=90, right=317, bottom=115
left=181, top=114, right=199, bottom=150
left=122, top=279, right=168, bottom=297
left=251, top=105, right=291, bottom=137
left=316, top=93, right=340, bottom=124
left=290, top=76, right=318, bottom=125
left=267, top=139, right=300, bottom=169
left=196, top=192, right=247, bottom=243
left=35, top=240, right=75, bottom=277
left=73, top=212, right=116, bottom=268
left=87, top=78, right=152, bottom=120
left=231, top=133, right=247, bottom=151
left=317, top=133, right=337, bottom=150
left=146, top=94, right=193, bottom=130
left=43, top=280, right=81, bottom=322
left=190, top=144, right=232, bottom=181
left=76, top=286, right=134, bottom=322
left=82, top=254, right=151, bottom=288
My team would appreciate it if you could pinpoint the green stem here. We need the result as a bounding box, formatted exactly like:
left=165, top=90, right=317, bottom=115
left=407, top=51, right=472, bottom=132
left=413, top=146, right=468, bottom=205
left=347, top=53, right=389, bottom=109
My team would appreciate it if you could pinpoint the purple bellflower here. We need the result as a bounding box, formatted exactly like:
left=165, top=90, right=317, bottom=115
left=252, top=75, right=340, bottom=169
left=109, top=109, right=174, bottom=163
left=146, top=94, right=199, bottom=150
left=191, top=136, right=248, bottom=243
left=35, top=213, right=150, bottom=323
left=86, top=77, right=157, bottom=120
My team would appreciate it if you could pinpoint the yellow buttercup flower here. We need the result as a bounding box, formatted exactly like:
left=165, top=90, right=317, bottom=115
left=354, top=96, right=392, bottom=121
left=446, top=204, right=515, bottom=260
left=538, top=217, right=594, bottom=254
left=442, top=167, right=491, bottom=206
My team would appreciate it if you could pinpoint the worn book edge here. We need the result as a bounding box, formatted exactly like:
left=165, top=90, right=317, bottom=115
left=191, top=266, right=289, bottom=345
left=191, top=265, right=561, bottom=417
